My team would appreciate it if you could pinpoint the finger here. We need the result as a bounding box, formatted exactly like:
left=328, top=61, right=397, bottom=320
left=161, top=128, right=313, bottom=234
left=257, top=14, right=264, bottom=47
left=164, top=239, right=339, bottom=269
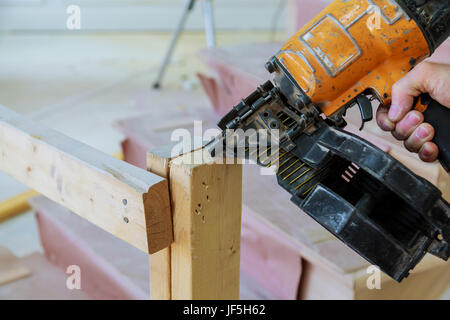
left=376, top=104, right=395, bottom=131
left=418, top=141, right=439, bottom=162
left=404, top=122, right=434, bottom=153
left=391, top=110, right=423, bottom=140
left=389, top=66, right=426, bottom=123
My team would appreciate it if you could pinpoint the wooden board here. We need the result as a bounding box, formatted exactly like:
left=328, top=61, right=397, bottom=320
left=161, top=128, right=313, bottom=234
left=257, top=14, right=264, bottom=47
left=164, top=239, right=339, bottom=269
left=30, top=196, right=149, bottom=299
left=168, top=149, right=242, bottom=299
left=31, top=194, right=269, bottom=300
left=147, top=143, right=176, bottom=300
left=0, top=104, right=172, bottom=254
left=0, top=246, right=31, bottom=286
left=298, top=260, right=354, bottom=300
left=0, top=252, right=89, bottom=300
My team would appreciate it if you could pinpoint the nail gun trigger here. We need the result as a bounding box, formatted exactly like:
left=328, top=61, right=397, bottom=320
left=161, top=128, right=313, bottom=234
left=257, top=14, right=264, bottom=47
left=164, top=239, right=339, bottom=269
left=355, top=95, right=373, bottom=131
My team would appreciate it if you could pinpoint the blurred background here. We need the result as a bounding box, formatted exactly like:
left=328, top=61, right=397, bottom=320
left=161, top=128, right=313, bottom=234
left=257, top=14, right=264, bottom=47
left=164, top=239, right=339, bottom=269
left=0, top=0, right=290, bottom=115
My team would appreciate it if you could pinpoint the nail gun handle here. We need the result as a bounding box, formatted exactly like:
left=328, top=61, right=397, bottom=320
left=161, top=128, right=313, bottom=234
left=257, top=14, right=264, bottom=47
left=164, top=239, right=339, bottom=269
left=415, top=93, right=450, bottom=172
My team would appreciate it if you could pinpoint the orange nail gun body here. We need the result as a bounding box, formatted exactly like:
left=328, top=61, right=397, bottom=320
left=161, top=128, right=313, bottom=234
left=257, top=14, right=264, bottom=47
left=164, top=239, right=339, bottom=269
left=279, top=0, right=428, bottom=117
left=213, top=0, right=450, bottom=281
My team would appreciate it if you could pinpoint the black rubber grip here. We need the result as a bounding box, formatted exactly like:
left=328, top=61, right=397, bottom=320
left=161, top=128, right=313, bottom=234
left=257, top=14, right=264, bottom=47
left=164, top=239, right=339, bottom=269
left=419, top=93, right=450, bottom=172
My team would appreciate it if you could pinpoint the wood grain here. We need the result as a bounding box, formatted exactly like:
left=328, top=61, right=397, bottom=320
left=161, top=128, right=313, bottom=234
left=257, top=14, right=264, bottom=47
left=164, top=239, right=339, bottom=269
left=147, top=144, right=175, bottom=300
left=0, top=105, right=172, bottom=254
left=169, top=149, right=242, bottom=299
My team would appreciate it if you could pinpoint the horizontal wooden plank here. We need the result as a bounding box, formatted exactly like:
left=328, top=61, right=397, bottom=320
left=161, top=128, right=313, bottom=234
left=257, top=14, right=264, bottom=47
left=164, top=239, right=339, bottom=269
left=0, top=104, right=172, bottom=254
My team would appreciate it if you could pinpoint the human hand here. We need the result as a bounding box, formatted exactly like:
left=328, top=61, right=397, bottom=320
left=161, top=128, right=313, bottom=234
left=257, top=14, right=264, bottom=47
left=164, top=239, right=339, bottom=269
left=376, top=62, right=450, bottom=162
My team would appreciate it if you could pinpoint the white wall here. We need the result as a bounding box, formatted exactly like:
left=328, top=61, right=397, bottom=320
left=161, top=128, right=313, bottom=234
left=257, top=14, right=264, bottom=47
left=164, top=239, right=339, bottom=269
left=0, top=0, right=287, bottom=31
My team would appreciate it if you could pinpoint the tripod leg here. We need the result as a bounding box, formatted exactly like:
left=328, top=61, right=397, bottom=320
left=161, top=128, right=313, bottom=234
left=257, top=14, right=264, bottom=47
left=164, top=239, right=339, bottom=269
left=202, top=0, right=216, bottom=48
left=153, top=0, right=196, bottom=89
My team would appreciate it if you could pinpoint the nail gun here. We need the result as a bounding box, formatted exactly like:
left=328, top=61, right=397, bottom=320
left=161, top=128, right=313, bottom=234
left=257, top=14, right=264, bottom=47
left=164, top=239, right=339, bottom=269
left=210, top=0, right=450, bottom=282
